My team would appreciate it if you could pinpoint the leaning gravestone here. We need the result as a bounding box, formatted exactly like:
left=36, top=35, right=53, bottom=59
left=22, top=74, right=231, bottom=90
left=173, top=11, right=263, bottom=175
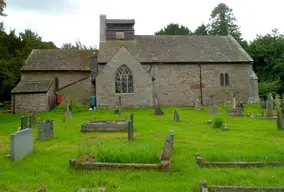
left=38, top=120, right=54, bottom=141
left=277, top=100, right=284, bottom=130
left=174, top=109, right=180, bottom=122
left=266, top=93, right=274, bottom=117
left=275, top=94, right=281, bottom=110
left=154, top=94, right=164, bottom=115
left=10, top=128, right=33, bottom=161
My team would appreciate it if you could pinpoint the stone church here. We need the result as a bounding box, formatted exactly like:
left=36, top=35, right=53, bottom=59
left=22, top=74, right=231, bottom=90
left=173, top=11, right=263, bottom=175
left=11, top=14, right=259, bottom=114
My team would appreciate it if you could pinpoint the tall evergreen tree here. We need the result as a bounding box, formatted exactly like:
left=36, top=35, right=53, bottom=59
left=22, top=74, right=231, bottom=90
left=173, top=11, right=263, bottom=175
left=155, top=23, right=192, bottom=35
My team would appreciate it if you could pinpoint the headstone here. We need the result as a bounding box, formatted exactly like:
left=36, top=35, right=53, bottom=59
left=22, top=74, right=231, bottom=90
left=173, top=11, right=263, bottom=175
left=231, top=95, right=236, bottom=109
left=275, top=94, right=281, bottom=110
left=155, top=107, right=164, bottom=115
left=266, top=93, right=274, bottom=117
left=128, top=113, right=134, bottom=140
left=64, top=97, right=72, bottom=119
left=21, top=116, right=28, bottom=130
left=208, top=94, right=219, bottom=114
left=260, top=99, right=266, bottom=109
left=29, top=112, right=36, bottom=129
left=174, top=109, right=180, bottom=121
left=248, top=71, right=261, bottom=103
left=10, top=128, right=33, bottom=161
left=38, top=120, right=54, bottom=141
left=277, top=100, right=284, bottom=130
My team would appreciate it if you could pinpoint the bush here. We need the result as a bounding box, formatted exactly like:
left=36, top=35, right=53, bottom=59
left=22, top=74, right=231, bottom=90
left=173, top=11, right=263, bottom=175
left=212, top=117, right=224, bottom=128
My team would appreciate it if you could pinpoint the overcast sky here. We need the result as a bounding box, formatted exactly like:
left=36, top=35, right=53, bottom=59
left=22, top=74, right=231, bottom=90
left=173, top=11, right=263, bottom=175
left=3, top=0, right=283, bottom=48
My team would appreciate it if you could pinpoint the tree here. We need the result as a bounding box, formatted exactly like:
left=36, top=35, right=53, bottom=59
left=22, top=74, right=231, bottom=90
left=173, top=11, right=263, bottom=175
left=247, top=29, right=284, bottom=93
left=207, top=3, right=247, bottom=48
left=193, top=24, right=208, bottom=35
left=61, top=40, right=96, bottom=50
left=0, top=0, right=6, bottom=17
left=155, top=23, right=192, bottom=35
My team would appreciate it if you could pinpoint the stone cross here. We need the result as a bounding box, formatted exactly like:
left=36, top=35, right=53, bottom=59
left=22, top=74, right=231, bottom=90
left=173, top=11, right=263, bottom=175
left=21, top=116, right=28, bottom=130
left=224, top=89, right=229, bottom=108
left=64, top=97, right=72, bottom=119
left=174, top=109, right=180, bottom=122
left=266, top=93, right=274, bottom=116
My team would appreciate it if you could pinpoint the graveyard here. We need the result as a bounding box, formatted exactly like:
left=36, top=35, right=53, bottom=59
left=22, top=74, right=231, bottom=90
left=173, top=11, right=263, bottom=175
left=1, top=104, right=284, bottom=192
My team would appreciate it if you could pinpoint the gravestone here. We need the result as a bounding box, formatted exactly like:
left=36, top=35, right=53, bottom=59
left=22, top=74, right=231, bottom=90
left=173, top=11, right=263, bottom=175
left=208, top=94, right=219, bottom=114
left=248, top=71, right=261, bottom=103
left=64, top=97, right=72, bottom=119
left=29, top=112, right=36, bottom=129
left=260, top=99, right=266, bottom=109
left=174, top=109, right=180, bottom=122
left=275, top=94, right=281, bottom=110
left=277, top=100, right=284, bottom=130
left=21, top=116, right=28, bottom=130
left=266, top=93, right=274, bottom=117
left=231, top=94, right=236, bottom=109
left=38, top=120, right=54, bottom=141
left=10, top=128, right=33, bottom=161
left=228, top=92, right=244, bottom=116
left=128, top=113, right=134, bottom=140
left=154, top=94, right=164, bottom=115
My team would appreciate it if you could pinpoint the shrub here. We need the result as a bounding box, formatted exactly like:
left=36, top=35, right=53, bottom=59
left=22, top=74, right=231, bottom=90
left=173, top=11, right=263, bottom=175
left=212, top=117, right=224, bottom=128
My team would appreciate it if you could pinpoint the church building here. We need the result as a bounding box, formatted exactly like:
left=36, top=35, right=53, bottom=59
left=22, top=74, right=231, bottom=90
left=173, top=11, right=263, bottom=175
left=10, top=14, right=259, bottom=113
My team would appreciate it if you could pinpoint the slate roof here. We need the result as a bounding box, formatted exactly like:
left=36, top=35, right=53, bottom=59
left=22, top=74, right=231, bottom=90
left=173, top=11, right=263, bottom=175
left=21, top=49, right=95, bottom=71
left=11, top=80, right=53, bottom=94
left=98, top=35, right=253, bottom=64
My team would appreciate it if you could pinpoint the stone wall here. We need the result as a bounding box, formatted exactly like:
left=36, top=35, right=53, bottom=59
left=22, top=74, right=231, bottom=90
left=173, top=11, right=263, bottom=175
left=96, top=46, right=153, bottom=107
left=97, top=61, right=252, bottom=107
left=21, top=71, right=89, bottom=89
left=13, top=93, right=49, bottom=113
left=56, top=77, right=95, bottom=105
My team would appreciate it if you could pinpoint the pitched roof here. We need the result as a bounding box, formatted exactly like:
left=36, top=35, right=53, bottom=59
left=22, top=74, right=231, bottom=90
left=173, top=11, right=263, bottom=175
left=21, top=49, right=95, bottom=71
left=98, top=35, right=253, bottom=64
left=11, top=80, right=53, bottom=94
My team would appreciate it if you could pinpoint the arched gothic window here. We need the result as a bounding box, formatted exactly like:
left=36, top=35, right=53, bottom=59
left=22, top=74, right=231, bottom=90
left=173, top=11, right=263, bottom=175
left=115, top=64, right=134, bottom=93
left=220, top=73, right=224, bottom=86
left=225, top=73, right=229, bottom=85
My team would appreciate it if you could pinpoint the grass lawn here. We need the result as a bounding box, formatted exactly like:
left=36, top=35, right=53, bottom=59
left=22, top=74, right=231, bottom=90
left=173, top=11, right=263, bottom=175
left=0, top=105, right=284, bottom=192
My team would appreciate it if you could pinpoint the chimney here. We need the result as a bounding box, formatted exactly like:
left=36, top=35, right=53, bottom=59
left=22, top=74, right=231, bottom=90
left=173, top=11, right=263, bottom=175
left=100, top=14, right=106, bottom=42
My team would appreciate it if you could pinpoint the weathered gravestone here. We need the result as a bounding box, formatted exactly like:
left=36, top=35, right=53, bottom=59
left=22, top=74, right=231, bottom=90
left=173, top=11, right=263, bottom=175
left=38, top=120, right=54, bottom=141
left=223, top=88, right=229, bottom=108
left=195, top=98, right=203, bottom=110
left=208, top=94, right=219, bottom=114
left=128, top=113, right=134, bottom=140
left=174, top=109, right=180, bottom=121
left=228, top=92, right=244, bottom=116
left=29, top=112, right=36, bottom=129
left=10, top=128, right=33, bottom=161
left=266, top=93, right=274, bottom=117
left=64, top=97, right=72, bottom=119
left=21, top=116, right=28, bottom=130
left=277, top=100, right=284, bottom=130
left=275, top=94, right=281, bottom=110
left=114, top=96, right=122, bottom=116
left=260, top=99, right=266, bottom=109
left=154, top=94, right=164, bottom=115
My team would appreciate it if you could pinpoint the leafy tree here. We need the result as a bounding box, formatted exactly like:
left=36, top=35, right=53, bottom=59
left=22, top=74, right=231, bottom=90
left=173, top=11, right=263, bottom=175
left=247, top=29, right=284, bottom=93
left=0, top=0, right=6, bottom=17
left=61, top=40, right=96, bottom=50
left=207, top=3, right=247, bottom=48
left=193, top=24, right=208, bottom=35
left=155, top=23, right=192, bottom=35
left=258, top=79, right=281, bottom=98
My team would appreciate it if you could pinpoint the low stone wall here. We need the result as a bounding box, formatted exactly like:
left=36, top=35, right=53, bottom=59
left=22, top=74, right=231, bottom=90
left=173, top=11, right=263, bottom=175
left=195, top=153, right=284, bottom=168
left=81, top=113, right=134, bottom=132
left=198, top=180, right=284, bottom=192
left=70, top=130, right=174, bottom=171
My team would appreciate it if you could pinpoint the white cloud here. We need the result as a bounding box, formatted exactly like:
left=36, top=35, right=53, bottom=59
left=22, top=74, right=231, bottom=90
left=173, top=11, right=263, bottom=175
left=3, top=0, right=284, bottom=48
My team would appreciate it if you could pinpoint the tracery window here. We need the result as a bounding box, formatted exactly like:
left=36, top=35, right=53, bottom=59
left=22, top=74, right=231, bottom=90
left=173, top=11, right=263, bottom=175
left=115, top=64, right=134, bottom=93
